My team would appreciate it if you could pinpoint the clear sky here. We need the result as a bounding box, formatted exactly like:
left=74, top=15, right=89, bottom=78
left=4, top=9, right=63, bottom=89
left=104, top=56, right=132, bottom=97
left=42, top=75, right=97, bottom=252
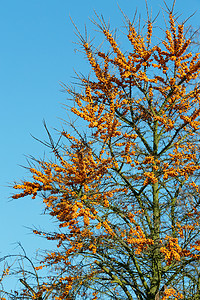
left=0, top=0, right=200, bottom=288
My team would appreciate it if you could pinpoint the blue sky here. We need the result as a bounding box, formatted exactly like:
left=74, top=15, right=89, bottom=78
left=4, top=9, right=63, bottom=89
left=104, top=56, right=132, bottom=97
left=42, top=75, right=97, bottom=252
left=0, top=0, right=200, bottom=289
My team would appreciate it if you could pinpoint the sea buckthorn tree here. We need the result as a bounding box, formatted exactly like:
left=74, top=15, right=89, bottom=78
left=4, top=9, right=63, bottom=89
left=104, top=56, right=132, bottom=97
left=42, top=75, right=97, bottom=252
left=9, top=2, right=200, bottom=300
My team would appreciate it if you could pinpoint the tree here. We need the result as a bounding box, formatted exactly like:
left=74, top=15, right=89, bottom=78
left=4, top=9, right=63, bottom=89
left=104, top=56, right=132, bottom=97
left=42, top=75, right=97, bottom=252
left=7, top=1, right=200, bottom=299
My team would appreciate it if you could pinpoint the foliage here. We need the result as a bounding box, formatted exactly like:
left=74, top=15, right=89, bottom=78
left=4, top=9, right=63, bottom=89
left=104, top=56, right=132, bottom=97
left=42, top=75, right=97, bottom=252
left=3, top=1, right=200, bottom=300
